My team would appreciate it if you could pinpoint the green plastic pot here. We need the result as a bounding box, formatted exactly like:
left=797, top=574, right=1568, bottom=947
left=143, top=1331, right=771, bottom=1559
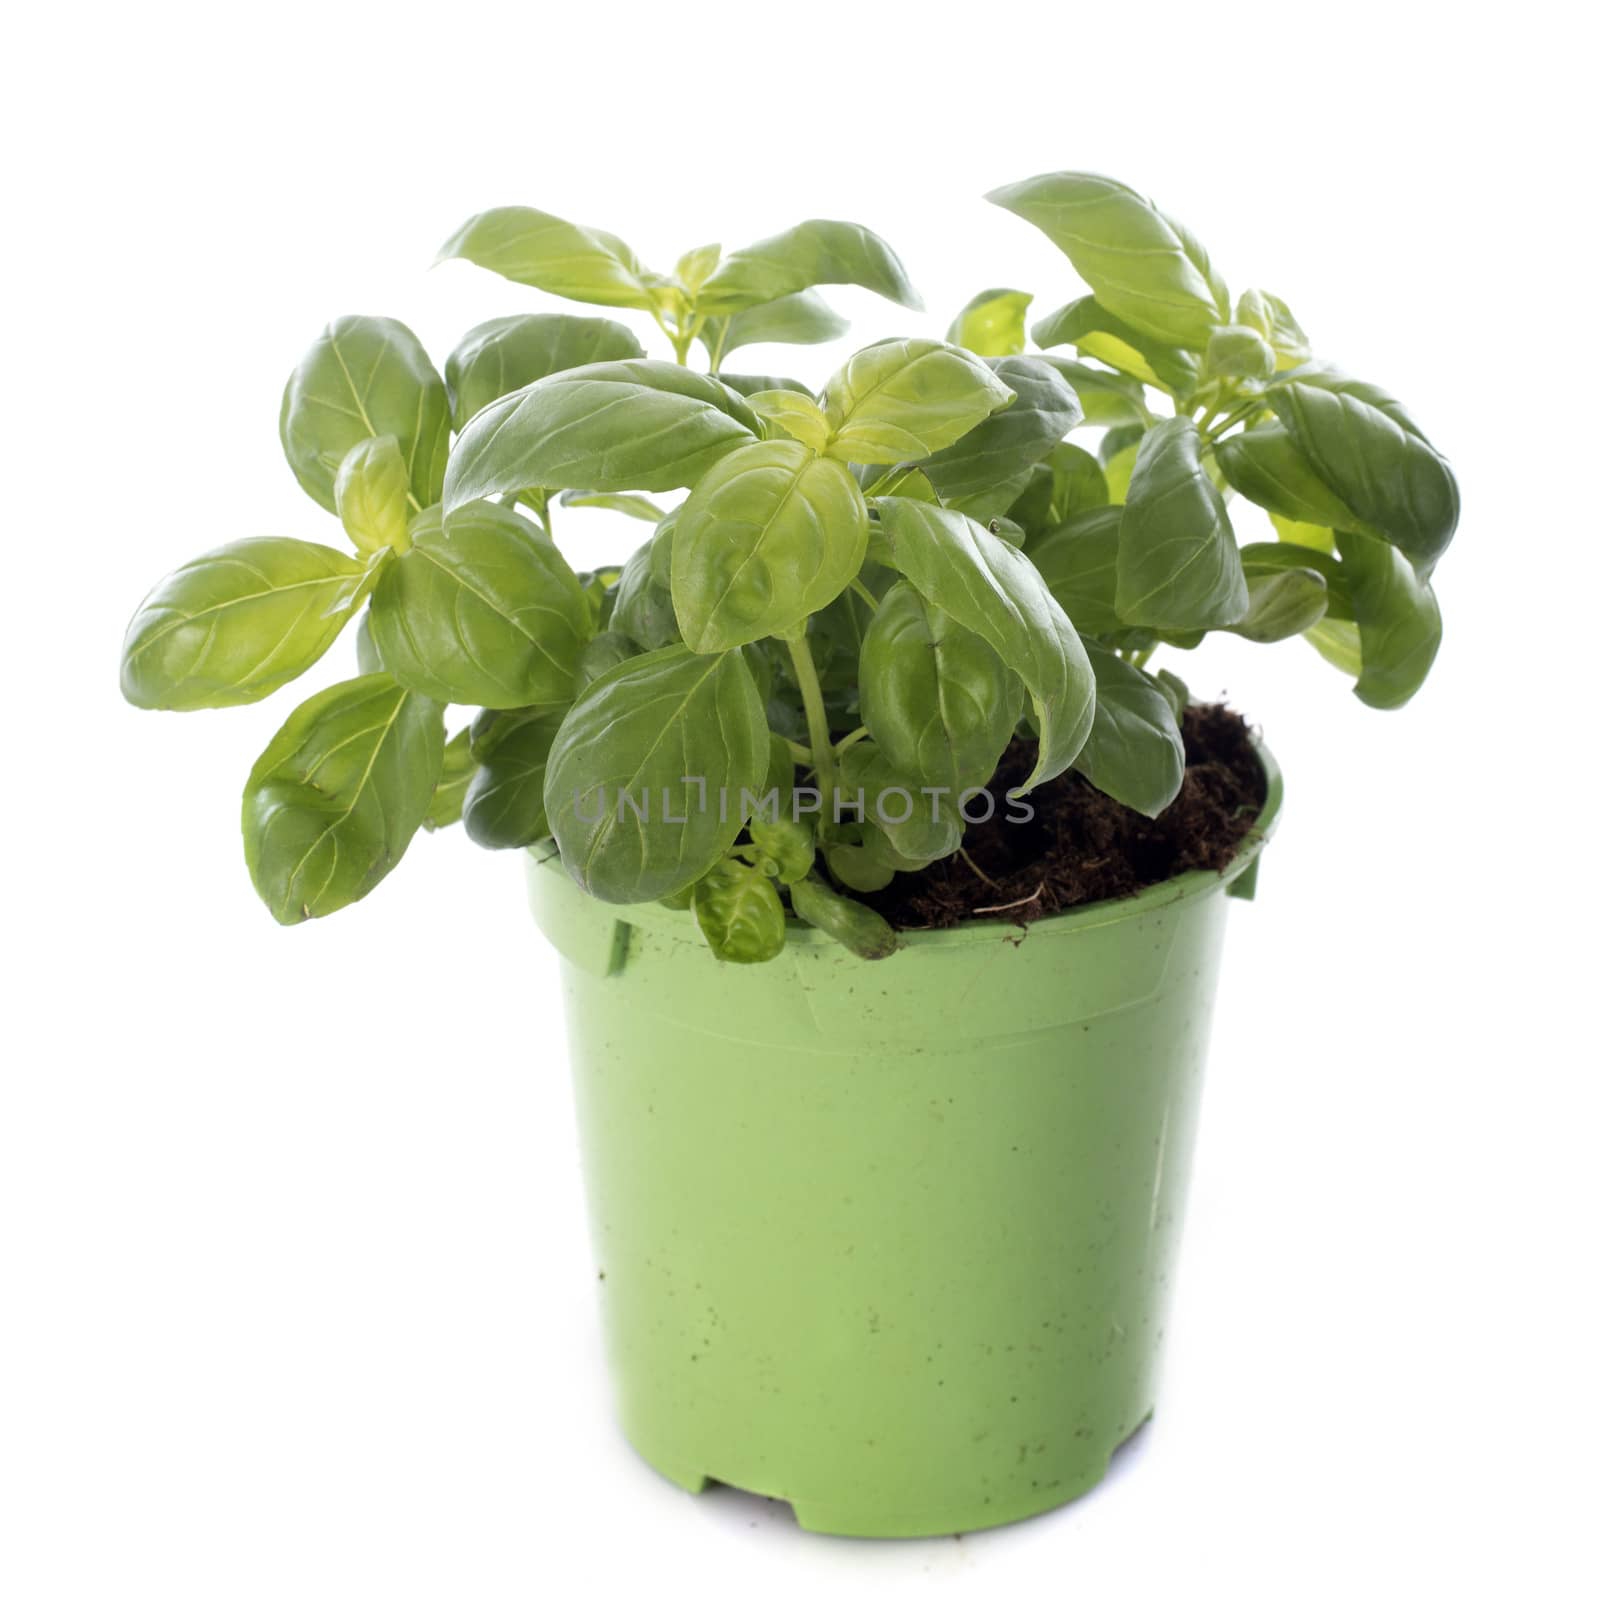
left=526, top=741, right=1281, bottom=1538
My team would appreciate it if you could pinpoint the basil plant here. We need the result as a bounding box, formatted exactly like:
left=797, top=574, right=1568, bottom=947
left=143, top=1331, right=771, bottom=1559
left=121, top=173, right=1458, bottom=962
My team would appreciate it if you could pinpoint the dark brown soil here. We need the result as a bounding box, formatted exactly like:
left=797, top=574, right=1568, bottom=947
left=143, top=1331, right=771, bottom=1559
left=859, top=703, right=1267, bottom=931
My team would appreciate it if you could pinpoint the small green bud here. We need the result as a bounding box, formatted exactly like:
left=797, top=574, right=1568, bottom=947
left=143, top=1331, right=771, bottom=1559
left=1204, top=323, right=1275, bottom=383
left=334, top=435, right=412, bottom=555
left=790, top=875, right=900, bottom=960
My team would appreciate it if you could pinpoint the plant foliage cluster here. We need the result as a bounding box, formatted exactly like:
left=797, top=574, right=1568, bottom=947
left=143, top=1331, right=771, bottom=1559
left=121, top=173, right=1457, bottom=960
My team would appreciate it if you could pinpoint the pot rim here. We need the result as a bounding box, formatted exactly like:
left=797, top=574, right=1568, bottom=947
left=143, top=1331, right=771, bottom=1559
left=529, top=732, right=1281, bottom=952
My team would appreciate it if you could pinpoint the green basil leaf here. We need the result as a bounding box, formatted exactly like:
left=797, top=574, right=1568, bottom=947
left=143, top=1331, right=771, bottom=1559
left=743, top=389, right=833, bottom=452
left=747, top=813, right=814, bottom=885
left=821, top=339, right=1015, bottom=465
left=675, top=243, right=721, bottom=294
left=1229, top=565, right=1329, bottom=643
left=1072, top=641, right=1185, bottom=817
left=1237, top=289, right=1312, bottom=369
left=671, top=440, right=869, bottom=652
left=576, top=631, right=640, bottom=687
left=698, top=290, right=849, bottom=361
left=1029, top=355, right=1148, bottom=427
left=1304, top=618, right=1362, bottom=677
left=437, top=206, right=660, bottom=311
left=556, top=489, right=665, bottom=523
left=987, top=171, right=1227, bottom=348
left=763, top=728, right=796, bottom=795
left=333, top=436, right=412, bottom=557
left=832, top=745, right=953, bottom=864
left=946, top=288, right=1032, bottom=357
left=1271, top=512, right=1335, bottom=554
left=242, top=673, right=445, bottom=924
left=693, top=858, right=786, bottom=963
left=423, top=729, right=477, bottom=831
left=873, top=500, right=1094, bottom=792
left=1214, top=423, right=1364, bottom=531
left=789, top=875, right=899, bottom=959
left=914, top=356, right=1083, bottom=522
left=1268, top=365, right=1459, bottom=569
left=121, top=538, right=369, bottom=711
left=543, top=644, right=768, bottom=902
left=1116, top=417, right=1249, bottom=630
left=1155, top=668, right=1189, bottom=720
left=369, top=502, right=591, bottom=707
left=715, top=373, right=814, bottom=398
left=609, top=531, right=682, bottom=651
left=1045, top=442, right=1110, bottom=522
left=1026, top=506, right=1123, bottom=637
left=1003, top=464, right=1055, bottom=534
left=1335, top=529, right=1442, bottom=708
left=445, top=313, right=645, bottom=430
left=1100, top=420, right=1148, bottom=505
left=824, top=836, right=897, bottom=894
left=445, top=361, right=758, bottom=507
left=1204, top=323, right=1275, bottom=383
left=280, top=316, right=450, bottom=514
left=837, top=743, right=964, bottom=863
left=809, top=568, right=890, bottom=694
left=1104, top=443, right=1141, bottom=504
left=461, top=707, right=565, bottom=849
left=859, top=581, right=1024, bottom=793
left=355, top=612, right=384, bottom=675
left=1236, top=540, right=1351, bottom=621
left=575, top=564, right=622, bottom=629
left=696, top=220, right=921, bottom=316
left=1100, top=421, right=1146, bottom=468
left=1030, top=295, right=1202, bottom=393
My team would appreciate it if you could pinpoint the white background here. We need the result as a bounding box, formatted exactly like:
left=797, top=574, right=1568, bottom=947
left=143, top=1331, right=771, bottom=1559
left=3, top=4, right=1596, bottom=1595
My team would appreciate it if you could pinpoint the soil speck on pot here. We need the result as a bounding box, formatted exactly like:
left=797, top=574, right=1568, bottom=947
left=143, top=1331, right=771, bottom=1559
left=859, top=703, right=1266, bottom=931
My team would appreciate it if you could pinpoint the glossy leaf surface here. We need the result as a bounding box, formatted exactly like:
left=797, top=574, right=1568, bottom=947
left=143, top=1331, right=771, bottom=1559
left=438, top=206, right=660, bottom=310
left=671, top=440, right=868, bottom=652
left=837, top=743, right=963, bottom=863
left=369, top=502, right=590, bottom=707
left=989, top=171, right=1227, bottom=347
left=744, top=389, right=833, bottom=452
left=946, top=288, right=1032, bottom=356
left=874, top=500, right=1094, bottom=791
left=242, top=673, right=444, bottom=923
left=914, top=355, right=1083, bottom=521
left=697, top=220, right=921, bottom=315
left=333, top=435, right=412, bottom=557
left=1336, top=529, right=1442, bottom=708
left=1116, top=418, right=1249, bottom=629
left=859, top=582, right=1023, bottom=792
left=1031, top=295, right=1201, bottom=392
left=1269, top=365, right=1459, bottom=568
left=543, top=645, right=768, bottom=902
left=280, top=317, right=450, bottom=514
left=1215, top=423, right=1363, bottom=531
left=445, top=313, right=644, bottom=428
left=822, top=339, right=1014, bottom=465
left=445, top=361, right=758, bottom=506
left=1072, top=641, right=1186, bottom=817
left=699, top=290, right=848, bottom=361
left=1026, top=508, right=1124, bottom=637
left=462, top=707, right=565, bottom=848
left=789, top=876, right=899, bottom=959
left=423, top=729, right=477, bottom=831
left=693, top=859, right=786, bottom=963
left=122, top=538, right=368, bottom=710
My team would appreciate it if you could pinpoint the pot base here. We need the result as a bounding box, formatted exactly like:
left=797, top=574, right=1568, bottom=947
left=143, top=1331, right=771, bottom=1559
left=625, top=1410, right=1155, bottom=1538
